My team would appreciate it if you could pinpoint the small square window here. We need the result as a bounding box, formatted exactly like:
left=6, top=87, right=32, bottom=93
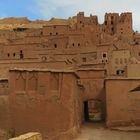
left=82, top=57, right=87, bottom=62
left=54, top=44, right=57, bottom=48
left=103, top=53, right=107, bottom=58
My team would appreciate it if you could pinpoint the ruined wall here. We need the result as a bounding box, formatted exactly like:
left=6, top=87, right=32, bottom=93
left=106, top=78, right=140, bottom=127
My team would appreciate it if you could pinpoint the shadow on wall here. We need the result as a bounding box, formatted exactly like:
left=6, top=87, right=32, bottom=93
left=83, top=99, right=103, bottom=122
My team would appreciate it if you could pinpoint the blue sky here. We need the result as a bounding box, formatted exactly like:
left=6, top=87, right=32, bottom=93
left=0, top=0, right=139, bottom=31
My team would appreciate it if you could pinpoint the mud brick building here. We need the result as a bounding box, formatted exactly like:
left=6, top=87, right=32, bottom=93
left=0, top=11, right=140, bottom=138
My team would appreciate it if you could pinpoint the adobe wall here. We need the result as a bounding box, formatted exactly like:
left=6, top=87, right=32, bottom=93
left=0, top=11, right=140, bottom=137
left=77, top=69, right=106, bottom=119
left=7, top=70, right=82, bottom=137
left=0, top=12, right=136, bottom=78
left=0, top=80, right=11, bottom=130
left=109, top=50, right=131, bottom=75
left=106, top=78, right=140, bottom=127
left=126, top=64, right=140, bottom=77
left=77, top=69, right=105, bottom=101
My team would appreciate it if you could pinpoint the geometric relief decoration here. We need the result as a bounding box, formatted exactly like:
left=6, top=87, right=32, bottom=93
left=0, top=80, right=9, bottom=95
left=50, top=72, right=59, bottom=90
left=28, top=72, right=38, bottom=91
left=15, top=72, right=26, bottom=91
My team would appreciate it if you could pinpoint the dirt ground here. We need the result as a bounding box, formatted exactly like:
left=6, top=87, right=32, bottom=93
left=1, top=123, right=140, bottom=140
left=73, top=122, right=140, bottom=140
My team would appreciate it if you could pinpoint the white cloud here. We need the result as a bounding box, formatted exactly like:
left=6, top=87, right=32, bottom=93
left=0, top=13, right=7, bottom=19
left=32, top=0, right=140, bottom=31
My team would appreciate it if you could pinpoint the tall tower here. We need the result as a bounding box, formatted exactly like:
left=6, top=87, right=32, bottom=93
left=116, top=12, right=133, bottom=36
left=104, top=13, right=119, bottom=35
left=104, top=12, right=133, bottom=36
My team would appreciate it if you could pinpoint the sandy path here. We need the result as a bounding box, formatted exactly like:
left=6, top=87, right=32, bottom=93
left=73, top=123, right=140, bottom=140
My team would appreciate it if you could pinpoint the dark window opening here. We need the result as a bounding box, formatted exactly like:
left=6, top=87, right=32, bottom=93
left=136, top=42, right=139, bottom=45
left=78, top=43, right=80, bottom=46
left=20, top=50, right=24, bottom=59
left=50, top=32, right=52, bottom=36
left=83, top=100, right=103, bottom=122
left=56, top=32, right=58, bottom=35
left=8, top=53, right=10, bottom=57
left=105, top=21, right=107, bottom=25
left=80, top=21, right=82, bottom=24
left=103, top=53, right=107, bottom=58
left=82, top=57, right=87, bottom=62
left=116, top=70, right=124, bottom=75
left=111, top=16, right=114, bottom=20
left=13, top=53, right=16, bottom=57
left=84, top=101, right=89, bottom=122
left=72, top=43, right=75, bottom=46
left=116, top=70, right=119, bottom=75
left=54, top=44, right=57, bottom=48
left=20, top=53, right=24, bottom=59
left=112, top=27, right=114, bottom=32
left=40, top=31, right=43, bottom=35
left=111, top=21, right=113, bottom=25
left=54, top=26, right=56, bottom=28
